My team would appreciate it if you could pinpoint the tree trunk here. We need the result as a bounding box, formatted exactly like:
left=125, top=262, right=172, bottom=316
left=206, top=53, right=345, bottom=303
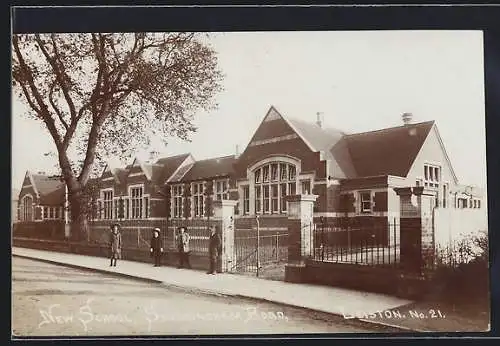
left=69, top=192, right=88, bottom=242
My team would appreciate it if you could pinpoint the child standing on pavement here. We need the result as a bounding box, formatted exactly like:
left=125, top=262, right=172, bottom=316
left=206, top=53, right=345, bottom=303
left=150, top=228, right=163, bottom=267
left=109, top=223, right=122, bottom=267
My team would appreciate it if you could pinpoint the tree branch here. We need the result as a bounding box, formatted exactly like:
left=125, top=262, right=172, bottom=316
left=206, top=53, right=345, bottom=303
left=34, top=34, right=77, bottom=120
left=13, top=35, right=63, bottom=149
left=48, top=82, right=69, bottom=131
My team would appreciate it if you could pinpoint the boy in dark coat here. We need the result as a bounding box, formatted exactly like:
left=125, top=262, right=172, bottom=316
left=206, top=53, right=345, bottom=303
left=150, top=228, right=163, bottom=267
left=207, top=225, right=222, bottom=275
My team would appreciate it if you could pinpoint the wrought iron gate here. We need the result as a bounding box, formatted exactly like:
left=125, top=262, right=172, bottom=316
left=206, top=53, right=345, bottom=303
left=230, top=217, right=288, bottom=278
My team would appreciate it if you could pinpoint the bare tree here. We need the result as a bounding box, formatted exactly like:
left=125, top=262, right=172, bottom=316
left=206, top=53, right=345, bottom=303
left=12, top=33, right=223, bottom=240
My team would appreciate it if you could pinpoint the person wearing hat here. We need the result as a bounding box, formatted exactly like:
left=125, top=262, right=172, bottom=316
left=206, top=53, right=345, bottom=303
left=207, top=225, right=222, bottom=275
left=150, top=228, right=163, bottom=267
left=176, top=226, right=191, bottom=269
left=109, top=223, right=122, bottom=267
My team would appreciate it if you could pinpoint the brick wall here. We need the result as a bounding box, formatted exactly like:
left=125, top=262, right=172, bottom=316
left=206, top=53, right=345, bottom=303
left=301, top=259, right=430, bottom=299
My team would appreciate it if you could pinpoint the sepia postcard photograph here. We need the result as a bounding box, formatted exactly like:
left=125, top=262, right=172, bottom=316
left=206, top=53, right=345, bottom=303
left=11, top=27, right=490, bottom=337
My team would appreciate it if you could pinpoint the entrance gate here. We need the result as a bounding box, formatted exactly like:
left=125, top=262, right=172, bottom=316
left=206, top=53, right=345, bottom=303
left=230, top=217, right=288, bottom=278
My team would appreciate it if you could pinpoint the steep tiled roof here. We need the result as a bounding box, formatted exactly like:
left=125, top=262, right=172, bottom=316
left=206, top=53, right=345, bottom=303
left=31, top=174, right=65, bottom=195
left=168, top=163, right=194, bottom=183
left=271, top=106, right=434, bottom=179
left=286, top=117, right=357, bottom=179
left=344, top=121, right=435, bottom=177
left=39, top=185, right=65, bottom=205
left=114, top=167, right=130, bottom=184
left=181, top=155, right=236, bottom=182
left=155, top=153, right=191, bottom=183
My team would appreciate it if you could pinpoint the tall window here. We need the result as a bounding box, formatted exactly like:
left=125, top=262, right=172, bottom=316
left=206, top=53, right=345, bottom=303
left=172, top=184, right=184, bottom=218
left=242, top=186, right=250, bottom=214
left=214, top=180, right=229, bottom=200
left=114, top=199, right=120, bottom=219
left=144, top=196, right=149, bottom=218
left=192, top=182, right=204, bottom=217
left=301, top=180, right=311, bottom=194
left=359, top=191, right=372, bottom=214
left=255, top=186, right=262, bottom=213
left=103, top=190, right=113, bottom=219
left=254, top=162, right=297, bottom=214
left=21, top=195, right=33, bottom=221
left=131, top=187, right=143, bottom=219
left=424, top=164, right=440, bottom=189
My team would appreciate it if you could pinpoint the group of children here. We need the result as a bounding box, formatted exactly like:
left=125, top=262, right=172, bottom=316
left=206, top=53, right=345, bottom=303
left=108, top=223, right=222, bottom=275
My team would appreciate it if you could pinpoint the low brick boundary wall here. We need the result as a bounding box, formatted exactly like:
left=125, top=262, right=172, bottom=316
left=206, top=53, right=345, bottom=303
left=12, top=237, right=212, bottom=271
left=286, top=259, right=431, bottom=299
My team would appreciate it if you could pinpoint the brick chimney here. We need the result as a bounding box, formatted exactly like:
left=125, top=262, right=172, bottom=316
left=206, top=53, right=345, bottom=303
left=235, top=144, right=240, bottom=158
left=402, top=112, right=413, bottom=126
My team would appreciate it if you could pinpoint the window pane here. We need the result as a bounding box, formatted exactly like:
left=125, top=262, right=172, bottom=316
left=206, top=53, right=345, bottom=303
left=264, top=198, right=270, bottom=212
left=280, top=184, right=287, bottom=211
left=255, top=169, right=261, bottom=183
left=271, top=184, right=278, bottom=197
left=301, top=180, right=311, bottom=194
left=288, top=165, right=296, bottom=180
left=288, top=182, right=296, bottom=195
left=271, top=164, right=278, bottom=181
left=280, top=164, right=287, bottom=181
left=272, top=199, right=278, bottom=212
left=424, top=166, right=428, bottom=180
left=264, top=185, right=270, bottom=198
left=255, top=186, right=261, bottom=213
left=263, top=166, right=269, bottom=182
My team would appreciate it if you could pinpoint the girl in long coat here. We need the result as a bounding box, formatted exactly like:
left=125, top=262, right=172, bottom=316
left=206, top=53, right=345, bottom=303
left=109, top=223, right=122, bottom=266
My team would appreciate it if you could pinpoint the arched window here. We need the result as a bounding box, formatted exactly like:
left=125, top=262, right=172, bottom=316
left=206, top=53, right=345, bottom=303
left=21, top=195, right=33, bottom=221
left=254, top=162, right=297, bottom=214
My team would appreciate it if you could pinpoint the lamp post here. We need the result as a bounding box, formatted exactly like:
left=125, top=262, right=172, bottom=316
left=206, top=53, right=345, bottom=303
left=49, top=174, right=70, bottom=240
left=255, top=214, right=260, bottom=277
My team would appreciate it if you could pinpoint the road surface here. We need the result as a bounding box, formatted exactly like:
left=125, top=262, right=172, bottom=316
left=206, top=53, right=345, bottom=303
left=12, top=256, right=376, bottom=336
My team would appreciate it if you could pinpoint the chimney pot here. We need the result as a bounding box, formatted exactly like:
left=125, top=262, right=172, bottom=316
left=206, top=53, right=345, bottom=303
left=402, top=112, right=413, bottom=125
left=316, top=112, right=323, bottom=128
left=235, top=145, right=240, bottom=158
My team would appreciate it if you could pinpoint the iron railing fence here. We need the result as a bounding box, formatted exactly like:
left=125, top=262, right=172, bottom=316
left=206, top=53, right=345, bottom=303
left=311, top=221, right=400, bottom=267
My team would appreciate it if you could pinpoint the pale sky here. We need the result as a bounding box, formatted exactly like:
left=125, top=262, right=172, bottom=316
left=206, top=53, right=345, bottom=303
left=12, top=30, right=487, bottom=191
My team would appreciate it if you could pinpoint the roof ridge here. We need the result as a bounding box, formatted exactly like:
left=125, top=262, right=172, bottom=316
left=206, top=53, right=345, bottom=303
left=156, top=153, right=190, bottom=161
left=193, top=154, right=236, bottom=163
left=288, top=116, right=347, bottom=134
left=345, top=120, right=435, bottom=137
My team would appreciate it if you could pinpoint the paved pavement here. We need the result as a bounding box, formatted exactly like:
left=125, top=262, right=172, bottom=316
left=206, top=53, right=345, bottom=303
left=13, top=257, right=376, bottom=336
left=12, top=247, right=414, bottom=331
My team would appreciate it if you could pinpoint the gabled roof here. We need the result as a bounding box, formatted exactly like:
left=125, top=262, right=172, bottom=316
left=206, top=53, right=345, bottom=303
left=344, top=121, right=435, bottom=177
left=114, top=166, right=131, bottom=184
left=155, top=153, right=191, bottom=183
left=31, top=174, right=65, bottom=195
left=286, top=117, right=357, bottom=178
left=180, top=155, right=236, bottom=182
left=168, top=162, right=195, bottom=183
left=23, top=173, right=65, bottom=205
